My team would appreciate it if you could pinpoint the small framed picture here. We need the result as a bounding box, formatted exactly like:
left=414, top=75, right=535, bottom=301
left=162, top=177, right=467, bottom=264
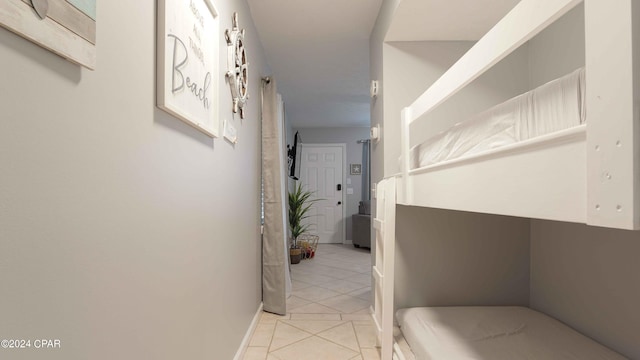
left=350, top=164, right=362, bottom=175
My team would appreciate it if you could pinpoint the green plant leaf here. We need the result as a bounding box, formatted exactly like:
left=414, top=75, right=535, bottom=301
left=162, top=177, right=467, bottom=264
left=288, top=182, right=324, bottom=245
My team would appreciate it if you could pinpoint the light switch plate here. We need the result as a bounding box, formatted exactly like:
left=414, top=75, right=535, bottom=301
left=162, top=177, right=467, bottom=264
left=223, top=119, right=238, bottom=144
left=347, top=188, right=354, bottom=195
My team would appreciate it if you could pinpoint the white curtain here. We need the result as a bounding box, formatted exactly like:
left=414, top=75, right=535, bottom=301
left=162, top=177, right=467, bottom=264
left=261, top=78, right=290, bottom=314
left=361, top=139, right=371, bottom=201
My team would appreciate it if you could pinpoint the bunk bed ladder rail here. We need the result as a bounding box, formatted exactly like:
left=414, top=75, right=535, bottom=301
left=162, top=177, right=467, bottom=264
left=372, top=177, right=397, bottom=360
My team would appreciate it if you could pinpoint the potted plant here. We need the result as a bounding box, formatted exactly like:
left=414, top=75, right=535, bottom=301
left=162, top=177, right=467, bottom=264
left=288, top=182, right=319, bottom=264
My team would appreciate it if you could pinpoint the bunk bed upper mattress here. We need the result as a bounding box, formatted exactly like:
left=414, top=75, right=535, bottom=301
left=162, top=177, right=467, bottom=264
left=396, top=306, right=624, bottom=360
left=411, top=68, right=586, bottom=169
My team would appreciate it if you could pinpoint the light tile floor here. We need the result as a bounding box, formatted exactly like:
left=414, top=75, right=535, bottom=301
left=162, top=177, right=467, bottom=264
left=244, top=244, right=379, bottom=360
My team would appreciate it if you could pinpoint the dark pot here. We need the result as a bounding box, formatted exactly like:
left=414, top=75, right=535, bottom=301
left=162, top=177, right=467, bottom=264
left=290, top=248, right=302, bottom=264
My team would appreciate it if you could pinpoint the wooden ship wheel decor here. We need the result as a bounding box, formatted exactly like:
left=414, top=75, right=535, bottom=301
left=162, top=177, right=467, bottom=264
left=225, top=12, right=249, bottom=119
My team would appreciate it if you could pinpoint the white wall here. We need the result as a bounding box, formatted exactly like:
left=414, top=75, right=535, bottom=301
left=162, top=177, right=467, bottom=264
left=0, top=1, right=269, bottom=359
left=369, top=0, right=402, bottom=286
left=413, top=45, right=531, bottom=146
left=395, top=206, right=530, bottom=311
left=530, top=221, right=640, bottom=359
left=376, top=4, right=586, bottom=178
left=370, top=0, right=402, bottom=186
left=292, top=127, right=370, bottom=242
left=528, top=3, right=585, bottom=88
left=383, top=41, right=533, bottom=175
left=383, top=41, right=471, bottom=176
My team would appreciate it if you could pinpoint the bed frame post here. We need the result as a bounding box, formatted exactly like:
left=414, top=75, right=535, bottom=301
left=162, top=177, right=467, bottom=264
left=585, top=0, right=640, bottom=230
left=401, top=107, right=412, bottom=203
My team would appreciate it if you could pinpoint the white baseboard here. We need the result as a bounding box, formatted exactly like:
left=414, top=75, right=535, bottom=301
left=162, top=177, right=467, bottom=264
left=344, top=239, right=353, bottom=245
left=233, top=302, right=263, bottom=360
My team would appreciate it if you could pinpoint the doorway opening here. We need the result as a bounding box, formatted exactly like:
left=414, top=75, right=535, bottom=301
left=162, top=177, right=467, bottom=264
left=285, top=134, right=373, bottom=316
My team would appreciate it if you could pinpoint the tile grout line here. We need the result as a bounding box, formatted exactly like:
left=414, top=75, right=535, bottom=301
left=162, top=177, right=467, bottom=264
left=348, top=321, right=365, bottom=355
left=279, top=317, right=346, bottom=335
left=263, top=245, right=374, bottom=359
left=298, top=264, right=372, bottom=274
left=265, top=312, right=373, bottom=358
left=267, top=319, right=314, bottom=353
left=314, top=282, right=371, bottom=294
left=311, top=297, right=372, bottom=314
left=273, top=318, right=364, bottom=358
left=265, top=318, right=285, bottom=354
left=314, top=320, right=364, bottom=356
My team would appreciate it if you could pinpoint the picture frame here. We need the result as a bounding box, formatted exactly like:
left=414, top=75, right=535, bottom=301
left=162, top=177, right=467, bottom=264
left=288, top=131, right=302, bottom=180
left=157, top=0, right=220, bottom=137
left=0, top=0, right=97, bottom=70
left=350, top=163, right=362, bottom=175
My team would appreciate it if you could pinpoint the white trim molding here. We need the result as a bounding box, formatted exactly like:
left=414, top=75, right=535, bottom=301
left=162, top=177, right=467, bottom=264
left=233, top=302, right=263, bottom=360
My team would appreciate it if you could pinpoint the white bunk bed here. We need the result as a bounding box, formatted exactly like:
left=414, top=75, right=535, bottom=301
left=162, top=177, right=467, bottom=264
left=373, top=0, right=640, bottom=359
left=398, top=0, right=639, bottom=230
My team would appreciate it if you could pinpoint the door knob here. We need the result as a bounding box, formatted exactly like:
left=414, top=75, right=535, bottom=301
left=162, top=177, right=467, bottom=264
left=337, top=201, right=342, bottom=205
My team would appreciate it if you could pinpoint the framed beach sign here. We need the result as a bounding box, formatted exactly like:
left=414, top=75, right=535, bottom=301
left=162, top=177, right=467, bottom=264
left=157, top=0, right=220, bottom=137
left=0, top=0, right=97, bottom=70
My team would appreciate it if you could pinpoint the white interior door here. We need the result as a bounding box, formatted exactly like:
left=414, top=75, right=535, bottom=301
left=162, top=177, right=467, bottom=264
left=300, top=145, right=345, bottom=244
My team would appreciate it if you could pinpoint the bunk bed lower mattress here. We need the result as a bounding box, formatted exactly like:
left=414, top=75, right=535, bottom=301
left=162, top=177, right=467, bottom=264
left=396, top=306, right=625, bottom=360
left=411, top=68, right=585, bottom=169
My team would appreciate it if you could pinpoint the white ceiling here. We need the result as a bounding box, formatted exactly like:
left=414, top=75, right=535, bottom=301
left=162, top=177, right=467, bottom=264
left=247, top=0, right=382, bottom=128
left=386, top=0, right=521, bottom=41
left=247, top=0, right=521, bottom=128
left=385, top=0, right=520, bottom=41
